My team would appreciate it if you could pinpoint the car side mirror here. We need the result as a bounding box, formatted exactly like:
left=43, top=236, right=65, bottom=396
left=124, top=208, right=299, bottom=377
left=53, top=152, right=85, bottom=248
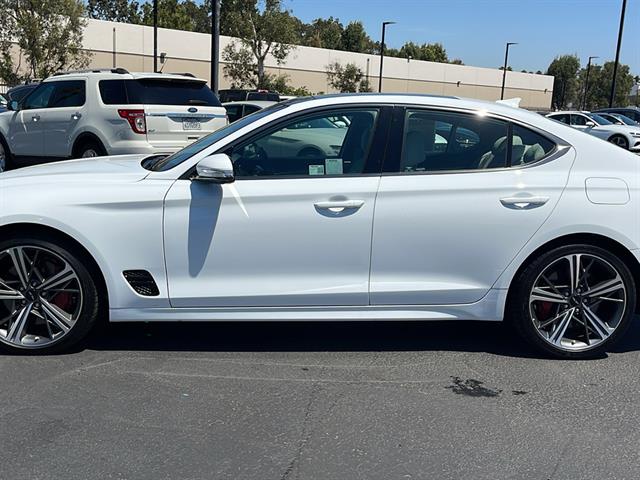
left=585, top=121, right=595, bottom=128
left=194, top=153, right=235, bottom=183
left=8, top=100, right=19, bottom=111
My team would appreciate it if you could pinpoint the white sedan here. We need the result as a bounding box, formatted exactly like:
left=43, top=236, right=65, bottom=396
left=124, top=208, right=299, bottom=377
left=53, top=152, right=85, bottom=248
left=0, top=94, right=638, bottom=358
left=546, top=111, right=640, bottom=151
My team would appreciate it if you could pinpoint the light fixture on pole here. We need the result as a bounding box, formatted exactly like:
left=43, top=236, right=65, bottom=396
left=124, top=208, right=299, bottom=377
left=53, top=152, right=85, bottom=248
left=582, top=56, right=598, bottom=110
left=378, top=21, right=396, bottom=93
left=500, top=42, right=517, bottom=100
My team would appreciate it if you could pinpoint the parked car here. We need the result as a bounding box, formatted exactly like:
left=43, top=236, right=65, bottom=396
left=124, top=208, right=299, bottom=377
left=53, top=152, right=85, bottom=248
left=546, top=111, right=640, bottom=151
left=597, top=112, right=639, bottom=126
left=223, top=100, right=276, bottom=122
left=594, top=107, right=640, bottom=124
left=0, top=94, right=7, bottom=109
left=1, top=94, right=639, bottom=358
left=0, top=68, right=228, bottom=172
left=218, top=89, right=280, bottom=103
left=5, top=83, right=38, bottom=104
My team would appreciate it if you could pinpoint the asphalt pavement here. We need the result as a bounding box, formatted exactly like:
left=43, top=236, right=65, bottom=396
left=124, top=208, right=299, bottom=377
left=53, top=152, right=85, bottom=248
left=2, top=318, right=640, bottom=480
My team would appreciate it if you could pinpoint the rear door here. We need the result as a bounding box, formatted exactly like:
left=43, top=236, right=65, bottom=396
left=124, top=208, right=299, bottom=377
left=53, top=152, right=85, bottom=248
left=127, top=78, right=227, bottom=151
left=40, top=79, right=87, bottom=157
left=370, top=107, right=573, bottom=305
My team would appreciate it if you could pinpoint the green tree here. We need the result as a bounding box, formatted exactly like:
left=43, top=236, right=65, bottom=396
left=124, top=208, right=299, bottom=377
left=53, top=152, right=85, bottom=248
left=340, top=21, right=373, bottom=53
left=398, top=42, right=448, bottom=63
left=326, top=61, right=369, bottom=93
left=546, top=54, right=581, bottom=110
left=140, top=0, right=197, bottom=31
left=304, top=17, right=343, bottom=50
left=262, top=73, right=311, bottom=96
left=578, top=61, right=635, bottom=110
left=221, top=0, right=298, bottom=88
left=87, top=0, right=141, bottom=23
left=0, top=0, right=90, bottom=84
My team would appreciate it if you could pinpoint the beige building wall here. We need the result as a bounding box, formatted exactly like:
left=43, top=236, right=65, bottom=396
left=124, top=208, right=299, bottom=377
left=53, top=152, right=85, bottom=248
left=7, top=18, right=555, bottom=110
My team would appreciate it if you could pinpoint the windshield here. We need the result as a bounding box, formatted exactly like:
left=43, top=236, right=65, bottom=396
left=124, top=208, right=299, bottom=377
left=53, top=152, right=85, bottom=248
left=586, top=113, right=613, bottom=125
left=151, top=101, right=290, bottom=171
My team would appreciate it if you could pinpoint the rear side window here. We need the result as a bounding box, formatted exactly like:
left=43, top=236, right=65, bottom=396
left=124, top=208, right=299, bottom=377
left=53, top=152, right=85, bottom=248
left=511, top=125, right=555, bottom=165
left=49, top=80, right=85, bottom=108
left=99, top=79, right=221, bottom=106
left=400, top=109, right=509, bottom=172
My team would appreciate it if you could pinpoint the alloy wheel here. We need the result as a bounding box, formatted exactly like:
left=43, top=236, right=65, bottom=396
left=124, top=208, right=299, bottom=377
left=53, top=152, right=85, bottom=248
left=0, top=246, right=83, bottom=348
left=610, top=136, right=629, bottom=149
left=529, top=253, right=627, bottom=352
left=81, top=149, right=98, bottom=158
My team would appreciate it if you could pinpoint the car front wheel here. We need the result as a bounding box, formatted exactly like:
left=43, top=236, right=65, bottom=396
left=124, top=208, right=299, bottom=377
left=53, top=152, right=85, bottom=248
left=0, top=237, right=100, bottom=353
left=509, top=245, right=636, bottom=359
left=609, top=135, right=629, bottom=150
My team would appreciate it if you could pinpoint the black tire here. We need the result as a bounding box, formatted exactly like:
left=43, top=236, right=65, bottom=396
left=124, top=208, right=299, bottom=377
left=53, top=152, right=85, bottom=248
left=0, top=236, right=101, bottom=354
left=0, top=135, right=13, bottom=172
left=608, top=135, right=629, bottom=150
left=507, top=244, right=636, bottom=359
left=74, top=138, right=106, bottom=159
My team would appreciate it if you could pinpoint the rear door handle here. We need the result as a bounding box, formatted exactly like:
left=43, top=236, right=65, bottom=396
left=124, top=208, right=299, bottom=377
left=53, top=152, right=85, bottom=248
left=31, top=114, right=40, bottom=122
left=500, top=195, right=549, bottom=210
left=72, top=112, right=82, bottom=120
left=314, top=200, right=365, bottom=213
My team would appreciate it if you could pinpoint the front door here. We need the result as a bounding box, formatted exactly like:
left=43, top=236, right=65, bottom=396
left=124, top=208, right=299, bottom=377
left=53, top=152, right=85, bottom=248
left=370, top=107, right=574, bottom=305
left=164, top=106, right=388, bottom=307
left=7, top=82, right=56, bottom=157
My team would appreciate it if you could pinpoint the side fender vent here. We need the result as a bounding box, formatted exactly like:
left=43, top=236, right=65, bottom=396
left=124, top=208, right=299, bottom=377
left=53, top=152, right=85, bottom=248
left=123, top=270, right=160, bottom=297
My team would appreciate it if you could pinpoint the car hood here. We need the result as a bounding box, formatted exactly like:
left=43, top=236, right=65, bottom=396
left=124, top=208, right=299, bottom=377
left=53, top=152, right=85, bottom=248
left=0, top=154, right=152, bottom=183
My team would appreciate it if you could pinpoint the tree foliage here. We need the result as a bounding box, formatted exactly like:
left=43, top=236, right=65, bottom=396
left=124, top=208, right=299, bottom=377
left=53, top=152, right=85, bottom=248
left=546, top=54, right=581, bottom=110
left=221, top=0, right=298, bottom=88
left=326, top=61, right=370, bottom=93
left=399, top=41, right=448, bottom=63
left=0, top=0, right=90, bottom=84
left=87, top=0, right=142, bottom=23
left=578, top=61, right=635, bottom=110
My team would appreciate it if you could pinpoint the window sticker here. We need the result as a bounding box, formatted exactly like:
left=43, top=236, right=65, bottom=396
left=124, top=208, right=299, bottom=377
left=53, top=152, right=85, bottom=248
left=309, top=165, right=325, bottom=176
left=325, top=158, right=343, bottom=175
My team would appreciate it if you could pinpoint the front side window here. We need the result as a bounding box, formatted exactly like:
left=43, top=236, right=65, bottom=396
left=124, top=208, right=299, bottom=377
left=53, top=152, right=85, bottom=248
left=399, top=109, right=509, bottom=172
left=49, top=81, right=85, bottom=108
left=229, top=109, right=379, bottom=178
left=22, top=83, right=56, bottom=110
left=570, top=114, right=590, bottom=126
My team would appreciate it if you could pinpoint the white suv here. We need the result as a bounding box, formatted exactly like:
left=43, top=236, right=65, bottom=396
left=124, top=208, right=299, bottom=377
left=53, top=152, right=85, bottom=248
left=0, top=68, right=228, bottom=172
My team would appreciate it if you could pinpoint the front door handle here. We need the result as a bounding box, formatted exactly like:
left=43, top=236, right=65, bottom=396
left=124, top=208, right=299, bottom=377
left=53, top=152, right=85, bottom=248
left=314, top=200, right=365, bottom=213
left=500, top=195, right=549, bottom=210
left=31, top=114, right=40, bottom=122
left=72, top=112, right=82, bottom=120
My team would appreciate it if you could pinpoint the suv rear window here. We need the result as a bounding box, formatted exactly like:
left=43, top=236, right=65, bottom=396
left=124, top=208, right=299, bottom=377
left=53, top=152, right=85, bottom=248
left=99, top=79, right=221, bottom=106
left=246, top=91, right=280, bottom=101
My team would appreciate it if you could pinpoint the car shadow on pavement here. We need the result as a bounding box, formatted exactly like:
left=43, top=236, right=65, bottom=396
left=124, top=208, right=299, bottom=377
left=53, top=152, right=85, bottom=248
left=85, top=316, right=640, bottom=359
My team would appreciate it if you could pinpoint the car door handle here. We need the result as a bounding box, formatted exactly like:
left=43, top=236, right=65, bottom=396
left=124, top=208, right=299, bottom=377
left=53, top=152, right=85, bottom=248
left=31, top=114, right=40, bottom=122
left=500, top=195, right=549, bottom=210
left=72, top=112, right=82, bottom=120
left=314, top=200, right=365, bottom=212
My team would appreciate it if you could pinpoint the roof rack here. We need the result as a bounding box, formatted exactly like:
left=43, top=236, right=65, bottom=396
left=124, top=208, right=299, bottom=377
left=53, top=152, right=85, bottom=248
left=53, top=68, right=130, bottom=76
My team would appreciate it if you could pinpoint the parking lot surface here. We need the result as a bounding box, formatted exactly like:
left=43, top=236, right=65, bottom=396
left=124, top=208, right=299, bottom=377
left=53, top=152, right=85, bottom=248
left=2, top=319, right=640, bottom=480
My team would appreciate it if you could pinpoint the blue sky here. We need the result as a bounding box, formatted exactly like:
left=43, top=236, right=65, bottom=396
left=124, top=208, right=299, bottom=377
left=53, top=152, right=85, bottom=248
left=283, top=0, right=640, bottom=75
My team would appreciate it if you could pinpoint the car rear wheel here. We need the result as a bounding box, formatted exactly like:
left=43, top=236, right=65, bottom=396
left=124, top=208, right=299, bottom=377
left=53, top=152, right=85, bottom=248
left=509, top=245, right=635, bottom=359
left=0, top=237, right=100, bottom=354
left=608, top=135, right=629, bottom=150
left=75, top=139, right=106, bottom=159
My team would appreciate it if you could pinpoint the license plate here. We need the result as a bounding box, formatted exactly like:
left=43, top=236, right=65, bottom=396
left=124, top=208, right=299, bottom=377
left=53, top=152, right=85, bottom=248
left=183, top=119, right=201, bottom=130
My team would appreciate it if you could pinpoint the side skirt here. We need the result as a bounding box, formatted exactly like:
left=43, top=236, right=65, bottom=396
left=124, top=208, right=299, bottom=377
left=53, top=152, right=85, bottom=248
left=110, top=289, right=508, bottom=323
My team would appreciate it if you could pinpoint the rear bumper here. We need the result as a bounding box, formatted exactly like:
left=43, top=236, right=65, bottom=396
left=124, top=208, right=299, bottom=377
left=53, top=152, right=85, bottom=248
left=106, top=141, right=179, bottom=156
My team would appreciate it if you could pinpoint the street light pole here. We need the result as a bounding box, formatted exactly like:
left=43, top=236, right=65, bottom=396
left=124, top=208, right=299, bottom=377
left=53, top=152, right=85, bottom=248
left=153, top=0, right=158, bottom=73
left=378, top=21, right=395, bottom=93
left=609, top=0, right=627, bottom=107
left=500, top=42, right=517, bottom=100
left=582, top=56, right=598, bottom=110
left=210, top=0, right=220, bottom=95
